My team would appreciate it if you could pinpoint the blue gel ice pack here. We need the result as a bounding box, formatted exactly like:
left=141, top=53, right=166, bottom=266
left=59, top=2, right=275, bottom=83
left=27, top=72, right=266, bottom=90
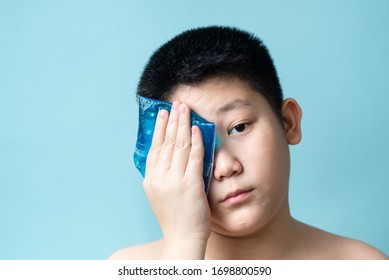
left=133, top=96, right=217, bottom=193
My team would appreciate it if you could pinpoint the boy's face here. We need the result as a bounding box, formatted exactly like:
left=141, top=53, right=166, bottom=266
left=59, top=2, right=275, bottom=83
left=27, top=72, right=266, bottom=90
left=169, top=77, right=301, bottom=237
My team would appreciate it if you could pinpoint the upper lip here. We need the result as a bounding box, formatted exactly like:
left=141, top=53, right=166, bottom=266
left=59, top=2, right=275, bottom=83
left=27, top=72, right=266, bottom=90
left=220, top=188, right=253, bottom=202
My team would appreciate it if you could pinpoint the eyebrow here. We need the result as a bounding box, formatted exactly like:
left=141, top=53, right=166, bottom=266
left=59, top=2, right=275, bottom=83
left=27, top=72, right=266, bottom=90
left=215, top=98, right=252, bottom=114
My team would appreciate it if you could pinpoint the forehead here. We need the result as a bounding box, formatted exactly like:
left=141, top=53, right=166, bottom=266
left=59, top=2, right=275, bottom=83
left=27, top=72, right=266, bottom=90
left=169, top=77, right=267, bottom=119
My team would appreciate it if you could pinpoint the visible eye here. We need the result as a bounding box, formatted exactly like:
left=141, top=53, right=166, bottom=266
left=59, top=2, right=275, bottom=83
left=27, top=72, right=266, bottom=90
left=229, top=123, right=249, bottom=135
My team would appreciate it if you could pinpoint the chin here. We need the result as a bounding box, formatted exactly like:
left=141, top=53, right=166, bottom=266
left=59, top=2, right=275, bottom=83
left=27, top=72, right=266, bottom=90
left=211, top=212, right=266, bottom=238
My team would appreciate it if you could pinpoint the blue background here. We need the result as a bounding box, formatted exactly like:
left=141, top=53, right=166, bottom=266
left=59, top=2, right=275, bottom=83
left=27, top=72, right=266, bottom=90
left=1, top=0, right=388, bottom=259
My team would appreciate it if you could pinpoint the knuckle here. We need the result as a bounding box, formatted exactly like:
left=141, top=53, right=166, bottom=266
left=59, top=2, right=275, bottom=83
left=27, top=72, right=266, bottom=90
left=190, top=151, right=203, bottom=162
left=149, top=144, right=162, bottom=153
left=164, top=135, right=175, bottom=146
left=174, top=139, right=189, bottom=150
left=168, top=117, right=178, bottom=124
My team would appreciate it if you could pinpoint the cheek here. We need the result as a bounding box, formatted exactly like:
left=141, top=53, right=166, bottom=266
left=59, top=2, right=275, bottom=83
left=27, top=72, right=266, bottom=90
left=245, top=123, right=290, bottom=183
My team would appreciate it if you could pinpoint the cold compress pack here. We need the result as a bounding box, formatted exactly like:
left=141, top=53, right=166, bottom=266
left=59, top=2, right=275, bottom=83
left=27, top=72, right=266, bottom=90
left=133, top=95, right=217, bottom=193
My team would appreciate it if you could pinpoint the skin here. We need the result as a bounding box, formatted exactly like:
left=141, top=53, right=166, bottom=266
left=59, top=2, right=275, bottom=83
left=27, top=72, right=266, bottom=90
left=110, top=77, right=388, bottom=260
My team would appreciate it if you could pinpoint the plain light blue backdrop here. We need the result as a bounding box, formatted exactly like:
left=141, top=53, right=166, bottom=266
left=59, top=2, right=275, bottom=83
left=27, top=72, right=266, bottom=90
left=0, top=0, right=388, bottom=259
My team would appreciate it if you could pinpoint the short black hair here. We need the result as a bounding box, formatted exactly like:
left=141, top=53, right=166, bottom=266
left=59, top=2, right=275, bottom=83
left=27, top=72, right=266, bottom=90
left=137, top=26, right=284, bottom=119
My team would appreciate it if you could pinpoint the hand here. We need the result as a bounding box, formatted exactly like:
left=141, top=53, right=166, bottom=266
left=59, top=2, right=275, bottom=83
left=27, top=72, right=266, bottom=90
left=143, top=101, right=211, bottom=259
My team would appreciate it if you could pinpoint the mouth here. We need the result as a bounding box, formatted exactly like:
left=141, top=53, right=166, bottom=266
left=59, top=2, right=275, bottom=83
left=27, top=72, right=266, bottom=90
left=220, top=188, right=254, bottom=205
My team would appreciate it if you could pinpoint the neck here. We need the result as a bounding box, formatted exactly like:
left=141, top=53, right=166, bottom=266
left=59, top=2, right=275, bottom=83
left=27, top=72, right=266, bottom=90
left=205, top=202, right=298, bottom=259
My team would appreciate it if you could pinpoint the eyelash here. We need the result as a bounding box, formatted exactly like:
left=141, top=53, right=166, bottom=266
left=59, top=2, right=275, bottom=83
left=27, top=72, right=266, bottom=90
left=228, top=123, right=249, bottom=135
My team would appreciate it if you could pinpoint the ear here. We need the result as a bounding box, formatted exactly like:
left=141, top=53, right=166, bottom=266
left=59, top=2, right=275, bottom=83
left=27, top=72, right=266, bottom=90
left=281, top=98, right=302, bottom=145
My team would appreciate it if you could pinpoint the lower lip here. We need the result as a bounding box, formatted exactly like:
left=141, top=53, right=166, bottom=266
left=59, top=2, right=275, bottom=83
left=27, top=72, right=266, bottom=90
left=222, top=190, right=253, bottom=206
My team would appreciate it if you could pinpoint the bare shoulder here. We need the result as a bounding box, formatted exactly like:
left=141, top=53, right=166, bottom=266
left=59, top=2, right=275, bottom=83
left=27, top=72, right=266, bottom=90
left=335, top=237, right=388, bottom=260
left=296, top=222, right=388, bottom=260
left=108, top=239, right=163, bottom=260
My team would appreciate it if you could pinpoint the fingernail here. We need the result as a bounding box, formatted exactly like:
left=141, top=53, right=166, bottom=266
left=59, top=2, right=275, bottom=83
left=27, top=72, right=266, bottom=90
left=179, top=104, right=186, bottom=114
left=172, top=101, right=180, bottom=110
left=158, top=109, right=167, bottom=120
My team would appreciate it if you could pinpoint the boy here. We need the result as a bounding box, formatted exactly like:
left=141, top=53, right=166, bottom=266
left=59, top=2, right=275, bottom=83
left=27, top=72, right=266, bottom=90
left=110, top=26, right=387, bottom=259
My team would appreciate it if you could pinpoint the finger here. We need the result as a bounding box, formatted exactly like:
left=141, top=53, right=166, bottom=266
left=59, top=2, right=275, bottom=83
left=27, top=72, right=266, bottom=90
left=185, top=125, right=204, bottom=181
left=158, top=101, right=180, bottom=168
left=146, top=109, right=168, bottom=174
left=171, top=103, right=191, bottom=173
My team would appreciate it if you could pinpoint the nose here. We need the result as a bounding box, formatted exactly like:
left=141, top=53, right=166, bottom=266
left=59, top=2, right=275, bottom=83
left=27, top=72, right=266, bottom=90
left=212, top=145, right=243, bottom=181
